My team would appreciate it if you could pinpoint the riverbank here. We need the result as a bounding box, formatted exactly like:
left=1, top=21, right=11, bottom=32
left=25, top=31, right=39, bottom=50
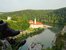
left=15, top=28, right=44, bottom=42
left=9, top=25, right=63, bottom=50
left=10, top=28, right=44, bottom=50
left=18, top=29, right=55, bottom=50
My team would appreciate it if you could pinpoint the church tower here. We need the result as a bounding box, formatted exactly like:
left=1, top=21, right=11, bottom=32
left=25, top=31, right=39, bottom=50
left=34, top=18, right=36, bottom=24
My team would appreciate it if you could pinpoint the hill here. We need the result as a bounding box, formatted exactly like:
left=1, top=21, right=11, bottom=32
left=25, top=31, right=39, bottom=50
left=0, top=7, right=66, bottom=30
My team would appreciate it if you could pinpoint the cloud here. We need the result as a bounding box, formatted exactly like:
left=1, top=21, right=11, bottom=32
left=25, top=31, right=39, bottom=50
left=0, top=0, right=66, bottom=12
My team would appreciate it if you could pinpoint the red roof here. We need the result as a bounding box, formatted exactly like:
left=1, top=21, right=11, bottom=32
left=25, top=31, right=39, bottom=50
left=32, top=22, right=43, bottom=25
left=29, top=20, right=43, bottom=25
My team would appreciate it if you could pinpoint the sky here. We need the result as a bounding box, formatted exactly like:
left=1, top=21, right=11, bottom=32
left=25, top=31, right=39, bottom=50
left=0, top=0, right=66, bottom=12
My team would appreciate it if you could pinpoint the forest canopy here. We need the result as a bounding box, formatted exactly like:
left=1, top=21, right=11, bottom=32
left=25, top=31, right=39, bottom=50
left=0, top=7, right=66, bottom=30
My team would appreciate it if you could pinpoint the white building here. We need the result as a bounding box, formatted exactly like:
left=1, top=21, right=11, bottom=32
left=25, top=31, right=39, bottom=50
left=7, top=16, right=11, bottom=20
left=29, top=18, right=44, bottom=28
left=29, top=18, right=52, bottom=28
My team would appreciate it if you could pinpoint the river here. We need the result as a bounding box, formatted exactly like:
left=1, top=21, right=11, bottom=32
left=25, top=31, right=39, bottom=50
left=18, top=29, right=56, bottom=50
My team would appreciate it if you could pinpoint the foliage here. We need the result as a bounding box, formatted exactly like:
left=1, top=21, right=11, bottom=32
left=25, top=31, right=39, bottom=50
left=5, top=20, right=29, bottom=30
left=0, top=7, right=66, bottom=50
left=53, top=32, right=64, bottom=50
left=0, top=7, right=66, bottom=27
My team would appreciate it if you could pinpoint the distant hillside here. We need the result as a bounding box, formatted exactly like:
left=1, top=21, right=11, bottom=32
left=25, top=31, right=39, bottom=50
left=0, top=10, right=52, bottom=20
left=0, top=12, right=4, bottom=14
left=0, top=7, right=66, bottom=26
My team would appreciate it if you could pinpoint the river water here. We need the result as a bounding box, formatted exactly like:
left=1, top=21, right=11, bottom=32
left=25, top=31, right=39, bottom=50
left=18, top=29, right=56, bottom=50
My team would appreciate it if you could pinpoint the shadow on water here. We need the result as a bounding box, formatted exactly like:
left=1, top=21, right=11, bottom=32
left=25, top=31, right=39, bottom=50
left=19, top=29, right=56, bottom=50
left=18, top=25, right=64, bottom=50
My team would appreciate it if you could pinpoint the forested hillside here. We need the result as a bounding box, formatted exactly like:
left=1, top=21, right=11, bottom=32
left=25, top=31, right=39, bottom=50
left=0, top=7, right=66, bottom=30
